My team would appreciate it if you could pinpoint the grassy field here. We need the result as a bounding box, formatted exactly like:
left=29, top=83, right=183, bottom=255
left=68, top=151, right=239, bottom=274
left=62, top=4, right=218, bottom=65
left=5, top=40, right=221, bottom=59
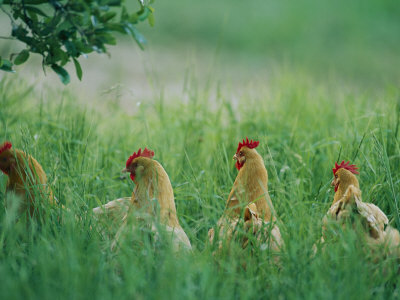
left=0, top=68, right=399, bottom=299
left=138, top=0, right=400, bottom=86
left=1, top=0, right=400, bottom=298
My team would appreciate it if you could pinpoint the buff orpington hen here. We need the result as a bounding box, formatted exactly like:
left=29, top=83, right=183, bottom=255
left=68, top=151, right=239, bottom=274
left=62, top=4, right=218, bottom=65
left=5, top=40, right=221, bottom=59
left=0, top=141, right=57, bottom=217
left=208, top=138, right=283, bottom=254
left=318, top=160, right=400, bottom=256
left=93, top=147, right=191, bottom=251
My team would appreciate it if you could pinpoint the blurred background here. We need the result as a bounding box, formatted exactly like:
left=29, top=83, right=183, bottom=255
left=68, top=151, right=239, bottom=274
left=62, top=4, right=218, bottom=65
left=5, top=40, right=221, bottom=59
left=0, top=0, right=399, bottom=104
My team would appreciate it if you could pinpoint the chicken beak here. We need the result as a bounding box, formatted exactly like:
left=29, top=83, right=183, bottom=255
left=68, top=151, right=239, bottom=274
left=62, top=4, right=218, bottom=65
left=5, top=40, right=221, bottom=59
left=121, top=167, right=129, bottom=173
left=233, top=153, right=238, bottom=160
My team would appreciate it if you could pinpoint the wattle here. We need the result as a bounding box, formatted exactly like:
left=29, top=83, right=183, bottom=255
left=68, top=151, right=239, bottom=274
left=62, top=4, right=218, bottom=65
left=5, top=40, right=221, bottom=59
left=334, top=183, right=339, bottom=192
left=235, top=161, right=244, bottom=170
left=130, top=173, right=136, bottom=182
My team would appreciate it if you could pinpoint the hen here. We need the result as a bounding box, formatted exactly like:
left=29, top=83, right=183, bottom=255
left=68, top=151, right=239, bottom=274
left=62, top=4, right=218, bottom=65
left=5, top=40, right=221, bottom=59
left=319, top=161, right=400, bottom=255
left=93, top=147, right=191, bottom=251
left=0, top=141, right=56, bottom=217
left=208, top=138, right=283, bottom=253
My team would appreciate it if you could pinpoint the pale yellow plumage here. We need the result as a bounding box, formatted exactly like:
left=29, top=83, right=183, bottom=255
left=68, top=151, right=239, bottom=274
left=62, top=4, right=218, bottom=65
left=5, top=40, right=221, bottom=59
left=93, top=155, right=191, bottom=251
left=318, top=167, right=400, bottom=256
left=209, top=142, right=283, bottom=253
left=0, top=144, right=55, bottom=217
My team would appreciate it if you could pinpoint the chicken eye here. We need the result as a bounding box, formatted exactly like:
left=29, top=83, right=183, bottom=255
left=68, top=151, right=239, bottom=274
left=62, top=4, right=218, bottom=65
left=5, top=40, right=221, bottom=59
left=335, top=174, right=338, bottom=179
left=1, top=157, right=6, bottom=162
left=239, top=151, right=243, bottom=156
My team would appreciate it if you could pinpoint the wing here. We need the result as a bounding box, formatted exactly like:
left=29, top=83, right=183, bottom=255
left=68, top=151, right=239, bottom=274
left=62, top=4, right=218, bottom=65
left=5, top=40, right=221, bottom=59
left=326, top=185, right=362, bottom=221
left=325, top=185, right=389, bottom=240
left=93, top=197, right=131, bottom=221
left=225, top=184, right=246, bottom=217
left=355, top=200, right=388, bottom=238
left=164, top=224, right=192, bottom=251
left=243, top=203, right=284, bottom=252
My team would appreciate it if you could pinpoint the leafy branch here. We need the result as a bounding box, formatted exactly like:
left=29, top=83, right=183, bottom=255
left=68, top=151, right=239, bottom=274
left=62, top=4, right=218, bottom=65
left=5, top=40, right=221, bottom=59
left=0, top=0, right=154, bottom=84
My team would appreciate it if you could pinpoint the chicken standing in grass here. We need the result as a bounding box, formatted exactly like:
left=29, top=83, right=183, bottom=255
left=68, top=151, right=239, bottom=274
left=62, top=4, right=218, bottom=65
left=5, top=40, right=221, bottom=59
left=319, top=161, right=400, bottom=255
left=93, top=147, right=191, bottom=251
left=208, top=138, right=283, bottom=253
left=0, top=141, right=56, bottom=217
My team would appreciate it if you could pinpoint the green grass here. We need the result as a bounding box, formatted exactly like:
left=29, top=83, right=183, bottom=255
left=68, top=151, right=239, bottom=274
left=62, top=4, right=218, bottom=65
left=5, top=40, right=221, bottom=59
left=0, top=69, right=400, bottom=299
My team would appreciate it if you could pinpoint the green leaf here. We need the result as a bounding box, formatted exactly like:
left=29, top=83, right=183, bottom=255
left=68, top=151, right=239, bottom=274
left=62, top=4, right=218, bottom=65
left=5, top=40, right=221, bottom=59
left=25, top=5, right=48, bottom=17
left=27, top=9, right=38, bottom=22
left=0, top=58, right=15, bottom=73
left=56, top=21, right=74, bottom=34
left=120, top=6, right=129, bottom=21
left=14, top=50, right=30, bottom=65
left=74, top=41, right=94, bottom=54
left=106, top=23, right=126, bottom=34
left=138, top=7, right=150, bottom=21
left=73, top=58, right=82, bottom=81
left=64, top=41, right=78, bottom=56
left=52, top=48, right=69, bottom=66
left=101, top=11, right=117, bottom=22
left=148, top=11, right=155, bottom=27
left=125, top=24, right=146, bottom=49
left=97, top=33, right=117, bottom=45
left=51, top=64, right=70, bottom=85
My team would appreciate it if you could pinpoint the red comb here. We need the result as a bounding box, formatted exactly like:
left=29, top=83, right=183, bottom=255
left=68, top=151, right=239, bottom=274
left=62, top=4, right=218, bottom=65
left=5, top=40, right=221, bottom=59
left=236, top=137, right=259, bottom=153
left=0, top=141, right=12, bottom=155
left=126, top=147, right=155, bottom=167
left=332, top=160, right=359, bottom=175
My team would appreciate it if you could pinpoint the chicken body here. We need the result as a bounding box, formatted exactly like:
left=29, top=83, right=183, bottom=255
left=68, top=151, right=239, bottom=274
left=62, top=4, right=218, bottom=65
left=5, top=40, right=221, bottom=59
left=129, top=157, right=180, bottom=228
left=209, top=202, right=282, bottom=254
left=0, top=142, right=54, bottom=216
left=332, top=167, right=359, bottom=204
left=94, top=150, right=191, bottom=251
left=319, top=164, right=400, bottom=256
left=209, top=139, right=283, bottom=253
left=226, top=147, right=275, bottom=220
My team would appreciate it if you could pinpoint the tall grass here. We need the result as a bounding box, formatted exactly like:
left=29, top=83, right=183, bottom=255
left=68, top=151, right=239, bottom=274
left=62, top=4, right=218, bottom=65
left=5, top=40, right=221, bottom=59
left=0, top=70, right=399, bottom=299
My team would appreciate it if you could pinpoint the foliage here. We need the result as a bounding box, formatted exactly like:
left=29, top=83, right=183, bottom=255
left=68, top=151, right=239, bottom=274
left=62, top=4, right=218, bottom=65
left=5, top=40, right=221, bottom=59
left=1, top=71, right=400, bottom=299
left=0, top=0, right=154, bottom=83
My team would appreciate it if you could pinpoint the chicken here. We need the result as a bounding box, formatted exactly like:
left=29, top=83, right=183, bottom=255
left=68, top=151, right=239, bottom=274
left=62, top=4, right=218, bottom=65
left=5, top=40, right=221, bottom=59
left=0, top=141, right=56, bottom=217
left=318, top=160, right=400, bottom=256
left=208, top=138, right=283, bottom=253
left=94, top=147, right=191, bottom=251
